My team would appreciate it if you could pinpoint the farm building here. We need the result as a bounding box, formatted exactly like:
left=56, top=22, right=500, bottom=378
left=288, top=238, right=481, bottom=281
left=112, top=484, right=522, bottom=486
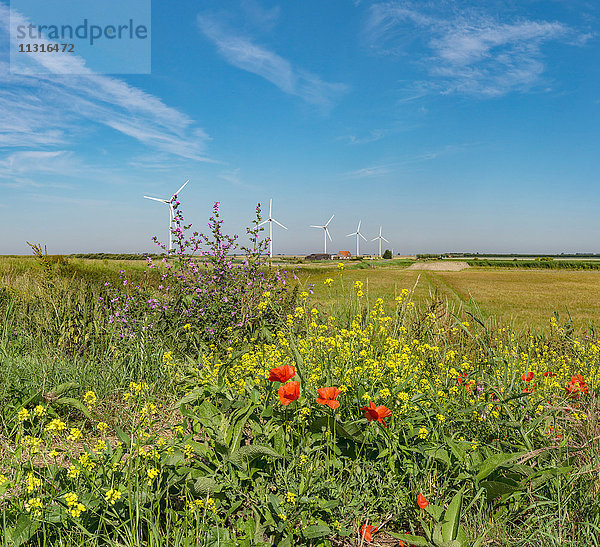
left=305, top=253, right=332, bottom=261
left=337, top=251, right=352, bottom=259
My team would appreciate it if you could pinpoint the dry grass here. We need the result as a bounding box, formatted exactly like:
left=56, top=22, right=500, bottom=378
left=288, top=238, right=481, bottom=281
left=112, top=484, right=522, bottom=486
left=296, top=266, right=600, bottom=332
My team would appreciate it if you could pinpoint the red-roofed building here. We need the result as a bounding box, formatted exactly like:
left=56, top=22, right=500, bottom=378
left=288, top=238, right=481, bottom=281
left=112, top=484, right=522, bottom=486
left=337, top=251, right=352, bottom=259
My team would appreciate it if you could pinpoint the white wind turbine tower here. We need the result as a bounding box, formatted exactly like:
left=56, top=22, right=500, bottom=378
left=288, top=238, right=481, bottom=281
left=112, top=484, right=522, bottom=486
left=143, top=179, right=189, bottom=252
left=372, top=226, right=390, bottom=258
left=347, top=220, right=367, bottom=257
left=259, top=198, right=287, bottom=258
left=310, top=214, right=334, bottom=254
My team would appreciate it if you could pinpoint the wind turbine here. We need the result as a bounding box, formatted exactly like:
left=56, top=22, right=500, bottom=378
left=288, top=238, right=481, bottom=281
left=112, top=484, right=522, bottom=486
left=259, top=198, right=287, bottom=258
left=347, top=220, right=367, bottom=257
left=372, top=226, right=390, bottom=258
left=143, top=179, right=189, bottom=252
left=310, top=214, right=334, bottom=254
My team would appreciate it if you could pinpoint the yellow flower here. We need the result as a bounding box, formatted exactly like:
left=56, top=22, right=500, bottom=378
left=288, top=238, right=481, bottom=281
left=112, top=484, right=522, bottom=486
left=18, top=408, right=31, bottom=422
left=324, top=278, right=333, bottom=287
left=64, top=493, right=86, bottom=518
left=183, top=323, right=192, bottom=330
left=26, top=472, right=42, bottom=493
left=78, top=452, right=95, bottom=471
left=25, top=497, right=43, bottom=516
left=436, top=414, right=446, bottom=422
left=23, top=436, right=42, bottom=454
left=286, top=492, right=296, bottom=504
left=68, top=428, right=83, bottom=442
left=418, top=427, right=429, bottom=440
left=184, top=444, right=194, bottom=459
left=45, top=419, right=67, bottom=434
left=50, top=449, right=60, bottom=458
left=93, top=440, right=107, bottom=454
left=0, top=474, right=8, bottom=486
left=33, top=404, right=46, bottom=417
left=337, top=262, right=344, bottom=271
left=146, top=467, right=159, bottom=485
left=67, top=465, right=81, bottom=479
left=96, top=422, right=109, bottom=435
left=83, top=391, right=97, bottom=408
left=105, top=488, right=122, bottom=505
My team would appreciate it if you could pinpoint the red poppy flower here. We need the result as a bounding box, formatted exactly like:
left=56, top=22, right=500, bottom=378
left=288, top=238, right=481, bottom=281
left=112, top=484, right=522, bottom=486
left=359, top=524, right=378, bottom=542
left=278, top=381, right=300, bottom=405
left=521, top=371, right=534, bottom=382
left=523, top=383, right=535, bottom=394
left=316, top=387, right=341, bottom=409
left=544, top=371, right=556, bottom=377
left=456, top=375, right=463, bottom=384
left=361, top=400, right=392, bottom=427
left=565, top=374, right=588, bottom=396
left=268, top=364, right=296, bottom=383
left=417, top=493, right=429, bottom=509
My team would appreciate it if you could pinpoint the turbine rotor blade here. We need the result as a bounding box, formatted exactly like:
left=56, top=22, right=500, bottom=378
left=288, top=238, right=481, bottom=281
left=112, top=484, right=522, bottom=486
left=326, top=229, right=332, bottom=241
left=359, top=233, right=367, bottom=241
left=310, top=225, right=323, bottom=229
left=273, top=219, right=287, bottom=229
left=346, top=232, right=355, bottom=237
left=258, top=220, right=269, bottom=226
left=382, top=237, right=390, bottom=243
left=325, top=214, right=334, bottom=226
left=174, top=179, right=189, bottom=196
left=269, top=198, right=272, bottom=218
left=144, top=196, right=168, bottom=203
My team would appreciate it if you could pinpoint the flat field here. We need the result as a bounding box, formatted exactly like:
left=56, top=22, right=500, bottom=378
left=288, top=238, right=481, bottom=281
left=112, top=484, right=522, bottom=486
left=296, top=262, right=600, bottom=331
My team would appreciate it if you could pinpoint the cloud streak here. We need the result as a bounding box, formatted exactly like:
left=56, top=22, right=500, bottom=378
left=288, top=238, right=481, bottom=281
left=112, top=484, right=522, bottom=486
left=365, top=2, right=586, bottom=97
left=0, top=2, right=212, bottom=161
left=198, top=14, right=348, bottom=108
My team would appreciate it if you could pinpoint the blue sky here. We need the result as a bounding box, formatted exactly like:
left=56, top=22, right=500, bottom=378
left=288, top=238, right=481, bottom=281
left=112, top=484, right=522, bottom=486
left=1, top=0, right=599, bottom=255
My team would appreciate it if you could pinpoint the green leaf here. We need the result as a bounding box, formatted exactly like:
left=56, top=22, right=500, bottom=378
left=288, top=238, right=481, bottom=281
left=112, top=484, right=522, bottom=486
left=229, top=444, right=282, bottom=468
left=55, top=397, right=92, bottom=420
left=172, top=387, right=204, bottom=409
left=425, top=447, right=451, bottom=466
left=53, top=382, right=80, bottom=397
left=445, top=437, right=467, bottom=462
left=475, top=452, right=525, bottom=482
left=425, top=503, right=444, bottom=521
left=114, top=426, right=131, bottom=449
left=7, top=514, right=40, bottom=547
left=441, top=489, right=462, bottom=542
left=302, top=525, right=331, bottom=539
left=188, top=477, right=220, bottom=497
left=480, top=480, right=521, bottom=500
left=226, top=403, right=255, bottom=450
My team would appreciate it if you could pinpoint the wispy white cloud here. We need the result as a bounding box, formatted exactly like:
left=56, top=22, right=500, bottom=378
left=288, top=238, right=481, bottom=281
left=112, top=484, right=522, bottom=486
left=339, top=129, right=387, bottom=145
left=197, top=14, right=348, bottom=108
left=240, top=0, right=280, bottom=32
left=344, top=165, right=392, bottom=178
left=365, top=2, right=588, bottom=97
left=0, top=3, right=212, bottom=161
left=0, top=151, right=84, bottom=188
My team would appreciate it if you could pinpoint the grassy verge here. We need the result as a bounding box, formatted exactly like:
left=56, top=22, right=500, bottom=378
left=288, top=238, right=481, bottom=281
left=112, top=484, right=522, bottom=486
left=1, top=259, right=600, bottom=545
